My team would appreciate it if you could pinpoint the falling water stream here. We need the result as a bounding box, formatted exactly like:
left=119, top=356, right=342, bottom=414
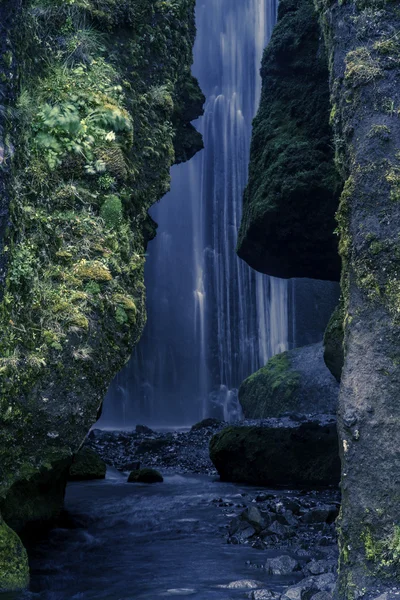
left=101, top=0, right=287, bottom=427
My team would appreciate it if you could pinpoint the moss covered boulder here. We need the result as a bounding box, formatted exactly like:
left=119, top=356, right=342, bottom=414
left=323, top=302, right=344, bottom=382
left=237, top=0, right=342, bottom=280
left=209, top=420, right=340, bottom=487
left=128, top=468, right=163, bottom=484
left=239, top=343, right=339, bottom=419
left=0, top=519, right=29, bottom=592
left=69, top=448, right=106, bottom=481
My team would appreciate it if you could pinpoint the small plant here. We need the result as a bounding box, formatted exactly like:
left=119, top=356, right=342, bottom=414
left=100, top=194, right=123, bottom=228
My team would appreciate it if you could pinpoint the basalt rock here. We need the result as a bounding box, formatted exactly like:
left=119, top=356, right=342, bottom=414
left=237, top=0, right=342, bottom=280
left=239, top=343, right=338, bottom=419
left=209, top=418, right=340, bottom=487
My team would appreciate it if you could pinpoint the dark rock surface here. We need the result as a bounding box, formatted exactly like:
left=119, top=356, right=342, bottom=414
left=323, top=303, right=344, bottom=383
left=239, top=343, right=338, bottom=419
left=317, top=0, right=400, bottom=594
left=127, top=468, right=163, bottom=484
left=237, top=0, right=342, bottom=280
left=68, top=448, right=106, bottom=482
left=209, top=418, right=340, bottom=487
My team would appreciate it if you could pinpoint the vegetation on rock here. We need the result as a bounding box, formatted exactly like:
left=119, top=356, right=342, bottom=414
left=0, top=0, right=203, bottom=590
left=237, top=0, right=342, bottom=280
left=315, top=0, right=400, bottom=594
left=239, top=343, right=338, bottom=419
left=69, top=447, right=106, bottom=481
left=210, top=421, right=340, bottom=487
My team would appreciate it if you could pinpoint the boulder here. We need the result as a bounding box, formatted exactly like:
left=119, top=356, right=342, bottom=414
left=265, top=555, right=300, bottom=575
left=191, top=418, right=222, bottom=431
left=69, top=448, right=106, bottom=482
left=239, top=343, right=338, bottom=419
left=127, top=468, right=163, bottom=484
left=209, top=419, right=340, bottom=487
left=135, top=425, right=154, bottom=435
left=236, top=0, right=342, bottom=280
left=249, top=592, right=281, bottom=600
left=323, top=303, right=344, bottom=382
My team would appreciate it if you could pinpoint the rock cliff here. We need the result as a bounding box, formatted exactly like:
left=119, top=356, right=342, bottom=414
left=316, top=0, right=400, bottom=595
left=0, top=0, right=203, bottom=590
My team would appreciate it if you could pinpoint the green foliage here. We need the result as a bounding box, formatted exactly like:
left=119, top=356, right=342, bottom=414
left=0, top=520, right=29, bottom=592
left=100, top=195, right=123, bottom=228
left=0, top=0, right=202, bottom=508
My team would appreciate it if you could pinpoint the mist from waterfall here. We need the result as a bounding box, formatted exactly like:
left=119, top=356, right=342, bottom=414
left=100, top=0, right=287, bottom=427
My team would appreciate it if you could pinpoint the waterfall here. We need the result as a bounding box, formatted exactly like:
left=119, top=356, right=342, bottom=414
left=100, top=0, right=288, bottom=428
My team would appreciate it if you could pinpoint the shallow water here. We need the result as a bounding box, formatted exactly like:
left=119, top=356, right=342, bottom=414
left=15, top=471, right=303, bottom=600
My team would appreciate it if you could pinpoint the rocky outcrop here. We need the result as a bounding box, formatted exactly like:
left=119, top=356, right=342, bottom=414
left=239, top=343, right=338, bottom=419
left=0, top=0, right=203, bottom=590
left=209, top=418, right=340, bottom=487
left=237, top=0, right=342, bottom=280
left=315, top=0, right=400, bottom=595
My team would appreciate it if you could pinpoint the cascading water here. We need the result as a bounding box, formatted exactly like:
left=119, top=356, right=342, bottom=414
left=100, top=0, right=299, bottom=427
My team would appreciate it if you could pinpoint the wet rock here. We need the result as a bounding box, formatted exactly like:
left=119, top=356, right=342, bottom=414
left=265, top=555, right=300, bottom=575
left=127, top=468, right=163, bottom=484
left=220, top=579, right=262, bottom=589
left=239, top=344, right=338, bottom=419
left=69, top=448, right=106, bottom=481
left=304, top=559, right=336, bottom=576
left=263, top=520, right=293, bottom=539
left=209, top=419, right=340, bottom=487
left=281, top=574, right=335, bottom=600
left=242, top=506, right=269, bottom=532
left=191, top=418, right=222, bottom=431
left=249, top=591, right=281, bottom=599
left=135, top=425, right=154, bottom=435
left=310, top=593, right=332, bottom=600
left=301, top=506, right=338, bottom=525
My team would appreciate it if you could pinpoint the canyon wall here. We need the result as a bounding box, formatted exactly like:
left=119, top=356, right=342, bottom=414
left=0, top=0, right=203, bottom=590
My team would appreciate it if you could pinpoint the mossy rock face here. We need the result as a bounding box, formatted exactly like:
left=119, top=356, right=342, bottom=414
left=69, top=448, right=106, bottom=482
left=239, top=343, right=338, bottom=419
left=209, top=421, right=340, bottom=487
left=0, top=459, right=70, bottom=534
left=0, top=519, right=29, bottom=592
left=128, top=468, right=163, bottom=484
left=0, top=0, right=202, bottom=587
left=323, top=302, right=344, bottom=382
left=0, top=0, right=201, bottom=512
left=237, top=0, right=342, bottom=280
left=316, top=0, right=400, bottom=593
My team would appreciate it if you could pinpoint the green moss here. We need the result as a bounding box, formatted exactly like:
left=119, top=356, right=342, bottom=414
left=345, top=47, right=383, bottom=86
left=69, top=448, right=106, bottom=481
left=100, top=195, right=123, bottom=228
left=237, top=0, right=342, bottom=280
left=0, top=0, right=203, bottom=530
left=0, top=519, right=29, bottom=592
left=239, top=351, right=300, bottom=418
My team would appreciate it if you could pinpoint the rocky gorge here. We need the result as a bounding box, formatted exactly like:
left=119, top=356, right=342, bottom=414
left=0, top=0, right=399, bottom=599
